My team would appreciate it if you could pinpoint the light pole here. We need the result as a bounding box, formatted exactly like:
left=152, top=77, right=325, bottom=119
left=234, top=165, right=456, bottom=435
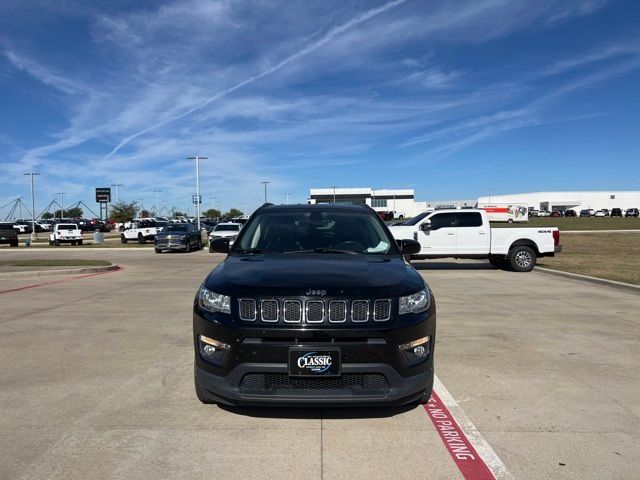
left=23, top=172, right=40, bottom=239
left=111, top=184, right=124, bottom=203
left=261, top=181, right=270, bottom=203
left=57, top=192, right=66, bottom=219
left=488, top=188, right=492, bottom=203
left=331, top=186, right=337, bottom=204
left=153, top=190, right=162, bottom=218
left=285, top=193, right=291, bottom=204
left=188, top=156, right=207, bottom=231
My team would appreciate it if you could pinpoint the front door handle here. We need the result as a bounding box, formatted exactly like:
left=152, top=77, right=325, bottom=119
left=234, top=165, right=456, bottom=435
left=447, top=233, right=455, bottom=235
left=478, top=232, right=486, bottom=235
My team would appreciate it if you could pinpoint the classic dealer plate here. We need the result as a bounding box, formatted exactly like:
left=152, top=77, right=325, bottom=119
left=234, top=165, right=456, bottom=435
left=288, top=347, right=341, bottom=377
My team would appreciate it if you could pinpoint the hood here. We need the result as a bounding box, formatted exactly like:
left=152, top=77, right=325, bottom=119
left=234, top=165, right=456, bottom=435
left=204, top=254, right=425, bottom=298
left=209, top=230, right=238, bottom=238
left=156, top=231, right=186, bottom=238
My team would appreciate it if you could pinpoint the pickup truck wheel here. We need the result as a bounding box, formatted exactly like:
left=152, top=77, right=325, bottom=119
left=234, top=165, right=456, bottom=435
left=508, top=246, right=536, bottom=272
left=48, top=240, right=53, bottom=246
left=121, top=235, right=128, bottom=244
left=54, top=239, right=60, bottom=246
left=78, top=240, right=83, bottom=246
left=138, top=234, right=145, bottom=244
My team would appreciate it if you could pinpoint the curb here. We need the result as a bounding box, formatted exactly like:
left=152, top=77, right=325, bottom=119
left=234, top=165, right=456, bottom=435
left=535, top=267, right=640, bottom=294
left=0, top=264, right=119, bottom=280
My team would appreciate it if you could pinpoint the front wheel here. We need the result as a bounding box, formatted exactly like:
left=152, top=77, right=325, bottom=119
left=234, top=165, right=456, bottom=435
left=155, top=248, right=162, bottom=254
left=54, top=239, right=60, bottom=246
left=138, top=234, right=146, bottom=244
left=197, top=239, right=202, bottom=250
left=78, top=240, right=83, bottom=246
left=508, top=246, right=536, bottom=272
left=11, top=241, right=19, bottom=248
left=121, top=235, right=128, bottom=244
left=185, top=241, right=191, bottom=253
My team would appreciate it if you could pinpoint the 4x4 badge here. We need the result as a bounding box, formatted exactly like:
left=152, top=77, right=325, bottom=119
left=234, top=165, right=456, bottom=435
left=305, top=289, right=327, bottom=296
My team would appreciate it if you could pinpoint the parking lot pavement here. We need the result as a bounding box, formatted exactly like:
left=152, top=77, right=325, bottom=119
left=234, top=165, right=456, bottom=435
left=0, top=250, right=638, bottom=479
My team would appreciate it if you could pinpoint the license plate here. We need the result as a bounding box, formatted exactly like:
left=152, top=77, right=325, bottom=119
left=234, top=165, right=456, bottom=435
left=288, top=348, right=341, bottom=377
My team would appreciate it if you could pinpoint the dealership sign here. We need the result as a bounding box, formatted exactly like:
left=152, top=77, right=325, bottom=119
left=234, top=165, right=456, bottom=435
left=95, top=187, right=111, bottom=203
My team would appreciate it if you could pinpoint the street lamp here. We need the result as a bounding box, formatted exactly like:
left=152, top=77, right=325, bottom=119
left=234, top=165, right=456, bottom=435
left=57, top=192, right=66, bottom=220
left=261, top=181, right=270, bottom=203
left=285, top=193, right=291, bottom=204
left=188, top=156, right=207, bottom=231
left=111, top=184, right=124, bottom=203
left=23, top=173, right=40, bottom=239
left=330, top=186, right=337, bottom=204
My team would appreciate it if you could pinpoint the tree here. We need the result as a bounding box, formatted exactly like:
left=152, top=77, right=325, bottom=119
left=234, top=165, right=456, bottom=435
left=55, top=207, right=82, bottom=218
left=109, top=201, right=139, bottom=223
left=140, top=209, right=151, bottom=218
left=204, top=208, right=221, bottom=218
left=173, top=211, right=186, bottom=217
left=41, top=212, right=54, bottom=220
left=225, top=208, right=243, bottom=218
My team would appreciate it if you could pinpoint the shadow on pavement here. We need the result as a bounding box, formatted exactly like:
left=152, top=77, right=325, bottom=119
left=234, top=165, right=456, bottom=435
left=411, top=261, right=495, bottom=271
left=218, top=404, right=416, bottom=419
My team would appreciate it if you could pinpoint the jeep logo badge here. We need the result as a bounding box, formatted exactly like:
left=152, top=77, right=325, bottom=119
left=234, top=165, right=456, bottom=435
left=305, top=289, right=327, bottom=296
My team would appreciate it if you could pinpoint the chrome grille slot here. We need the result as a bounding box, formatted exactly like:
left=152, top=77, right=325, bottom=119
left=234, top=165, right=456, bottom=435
left=351, top=300, right=369, bottom=322
left=306, top=300, right=325, bottom=323
left=373, top=299, right=391, bottom=321
left=260, top=299, right=279, bottom=322
left=238, top=298, right=257, bottom=321
left=328, top=300, right=347, bottom=323
left=283, top=300, right=302, bottom=323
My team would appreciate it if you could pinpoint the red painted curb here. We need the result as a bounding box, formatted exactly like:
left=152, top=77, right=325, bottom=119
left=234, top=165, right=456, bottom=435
left=0, top=266, right=123, bottom=295
left=424, top=392, right=496, bottom=480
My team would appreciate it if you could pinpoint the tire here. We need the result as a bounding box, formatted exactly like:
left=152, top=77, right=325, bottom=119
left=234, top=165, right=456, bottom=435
left=49, top=240, right=53, bottom=246
left=194, top=371, right=215, bottom=404
left=155, top=248, right=162, bottom=254
left=78, top=240, right=83, bottom=246
left=121, top=235, right=128, bottom=244
left=185, top=241, right=191, bottom=253
left=197, top=239, right=202, bottom=251
left=507, top=218, right=514, bottom=223
left=508, top=245, right=536, bottom=272
left=54, top=239, right=60, bottom=246
left=138, top=234, right=146, bottom=244
left=71, top=241, right=76, bottom=246
left=11, top=241, right=19, bottom=248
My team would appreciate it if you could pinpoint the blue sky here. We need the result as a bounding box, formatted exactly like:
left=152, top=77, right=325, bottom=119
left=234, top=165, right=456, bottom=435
left=1, top=0, right=639, bottom=216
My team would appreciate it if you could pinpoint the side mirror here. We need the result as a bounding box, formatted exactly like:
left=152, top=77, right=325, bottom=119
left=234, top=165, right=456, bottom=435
left=209, top=237, right=230, bottom=253
left=420, top=221, right=432, bottom=232
left=397, top=239, right=421, bottom=255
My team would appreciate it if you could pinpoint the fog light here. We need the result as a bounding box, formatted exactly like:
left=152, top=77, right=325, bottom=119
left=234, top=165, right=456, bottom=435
left=413, top=345, right=427, bottom=357
left=203, top=344, right=217, bottom=356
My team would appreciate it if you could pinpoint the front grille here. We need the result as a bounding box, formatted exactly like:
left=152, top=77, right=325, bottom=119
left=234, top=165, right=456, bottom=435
left=260, top=299, right=279, bottom=322
left=238, top=298, right=392, bottom=324
left=306, top=300, right=325, bottom=323
left=329, top=300, right=347, bottom=323
left=351, top=300, right=369, bottom=322
left=239, top=373, right=389, bottom=394
left=283, top=300, right=302, bottom=323
left=239, top=299, right=256, bottom=321
left=373, top=299, right=391, bottom=321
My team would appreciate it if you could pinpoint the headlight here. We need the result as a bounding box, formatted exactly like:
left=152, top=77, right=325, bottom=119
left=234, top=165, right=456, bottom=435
left=198, top=286, right=231, bottom=314
left=399, top=288, right=431, bottom=315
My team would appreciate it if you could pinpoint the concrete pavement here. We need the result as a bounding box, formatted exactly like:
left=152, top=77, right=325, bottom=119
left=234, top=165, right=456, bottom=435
left=0, top=248, right=638, bottom=479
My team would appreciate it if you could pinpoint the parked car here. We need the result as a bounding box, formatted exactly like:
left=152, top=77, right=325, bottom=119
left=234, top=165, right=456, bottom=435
left=49, top=223, right=83, bottom=246
left=550, top=211, right=563, bottom=217
left=594, top=210, right=606, bottom=217
left=208, top=222, right=242, bottom=252
left=389, top=209, right=561, bottom=272
left=537, top=210, right=551, bottom=217
left=197, top=203, right=433, bottom=406
left=579, top=209, right=591, bottom=217
left=625, top=208, right=639, bottom=217
left=601, top=209, right=610, bottom=216
left=154, top=223, right=202, bottom=253
left=0, top=222, right=19, bottom=247
left=610, top=208, right=623, bottom=217
left=13, top=222, right=33, bottom=234
left=529, top=210, right=539, bottom=217
left=564, top=209, right=577, bottom=217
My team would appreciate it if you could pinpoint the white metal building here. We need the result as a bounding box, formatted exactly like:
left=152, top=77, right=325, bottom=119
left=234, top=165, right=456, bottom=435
left=308, top=188, right=416, bottom=217
left=476, top=191, right=640, bottom=213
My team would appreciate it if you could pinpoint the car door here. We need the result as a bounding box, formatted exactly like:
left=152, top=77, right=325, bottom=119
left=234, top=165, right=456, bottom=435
left=456, top=212, right=489, bottom=255
left=417, top=212, right=457, bottom=255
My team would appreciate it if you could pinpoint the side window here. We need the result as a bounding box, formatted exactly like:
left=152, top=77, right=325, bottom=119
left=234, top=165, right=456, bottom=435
left=429, top=213, right=456, bottom=230
left=458, top=212, right=482, bottom=227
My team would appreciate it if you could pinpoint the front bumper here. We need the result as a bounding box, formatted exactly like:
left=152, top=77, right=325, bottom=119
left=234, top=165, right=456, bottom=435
left=155, top=239, right=187, bottom=250
left=193, top=306, right=436, bottom=406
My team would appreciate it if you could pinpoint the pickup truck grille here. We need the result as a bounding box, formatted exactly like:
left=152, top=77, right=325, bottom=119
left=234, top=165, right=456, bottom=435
left=237, top=298, right=393, bottom=324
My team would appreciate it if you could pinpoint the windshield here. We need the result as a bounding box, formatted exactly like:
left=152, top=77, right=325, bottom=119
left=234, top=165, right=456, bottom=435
left=162, top=224, right=188, bottom=232
left=236, top=210, right=396, bottom=254
left=402, top=211, right=432, bottom=226
left=215, top=224, right=240, bottom=232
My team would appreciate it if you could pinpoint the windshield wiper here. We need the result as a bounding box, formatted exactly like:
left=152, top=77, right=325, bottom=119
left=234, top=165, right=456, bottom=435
left=285, top=248, right=358, bottom=255
left=234, top=247, right=276, bottom=254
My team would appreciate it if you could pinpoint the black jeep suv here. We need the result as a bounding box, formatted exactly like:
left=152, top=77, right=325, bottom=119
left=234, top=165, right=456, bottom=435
left=193, top=204, right=435, bottom=406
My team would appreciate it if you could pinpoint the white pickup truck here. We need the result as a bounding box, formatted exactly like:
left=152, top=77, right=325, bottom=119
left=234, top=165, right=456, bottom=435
left=121, top=219, right=160, bottom=244
left=389, top=209, right=561, bottom=272
left=49, top=223, right=83, bottom=246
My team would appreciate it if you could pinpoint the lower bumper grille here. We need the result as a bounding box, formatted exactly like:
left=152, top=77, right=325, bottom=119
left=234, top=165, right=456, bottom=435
left=239, top=373, right=389, bottom=394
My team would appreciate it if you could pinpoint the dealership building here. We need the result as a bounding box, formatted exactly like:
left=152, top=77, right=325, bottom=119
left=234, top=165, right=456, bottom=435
left=309, top=188, right=640, bottom=217
left=476, top=191, right=640, bottom=213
